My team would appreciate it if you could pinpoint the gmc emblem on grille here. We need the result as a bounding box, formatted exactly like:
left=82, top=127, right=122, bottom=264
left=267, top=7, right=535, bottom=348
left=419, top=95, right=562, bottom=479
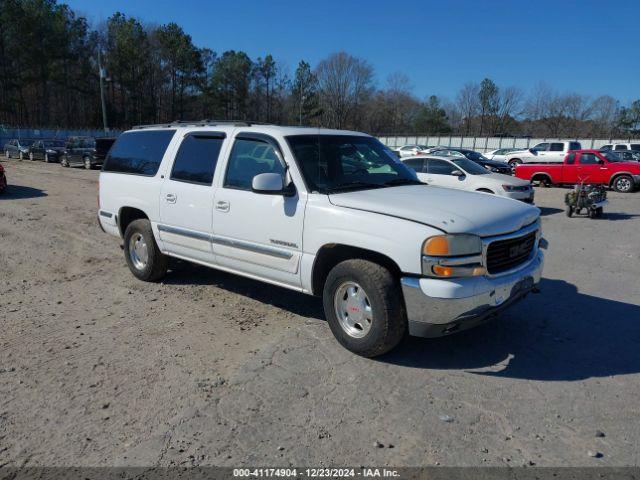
left=509, top=243, right=530, bottom=258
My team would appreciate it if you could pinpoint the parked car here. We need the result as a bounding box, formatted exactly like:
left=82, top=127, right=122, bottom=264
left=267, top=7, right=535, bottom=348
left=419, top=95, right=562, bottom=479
left=599, top=142, right=640, bottom=152
left=28, top=139, right=66, bottom=162
left=514, top=149, right=640, bottom=192
left=0, top=163, right=6, bottom=194
left=484, top=148, right=522, bottom=162
left=98, top=121, right=544, bottom=357
left=614, top=150, right=640, bottom=162
left=394, top=144, right=439, bottom=157
left=4, top=139, right=34, bottom=160
left=61, top=137, right=115, bottom=169
left=505, top=141, right=582, bottom=167
left=430, top=148, right=513, bottom=175
left=402, top=156, right=534, bottom=202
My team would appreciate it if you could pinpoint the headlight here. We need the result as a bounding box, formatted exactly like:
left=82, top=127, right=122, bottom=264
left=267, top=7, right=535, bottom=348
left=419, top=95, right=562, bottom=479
left=46, top=149, right=55, bottom=154
left=422, top=234, right=485, bottom=278
left=502, top=184, right=516, bottom=192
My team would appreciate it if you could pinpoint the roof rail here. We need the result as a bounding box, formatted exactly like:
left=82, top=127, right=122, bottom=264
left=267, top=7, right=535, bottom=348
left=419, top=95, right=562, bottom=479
left=132, top=119, right=274, bottom=129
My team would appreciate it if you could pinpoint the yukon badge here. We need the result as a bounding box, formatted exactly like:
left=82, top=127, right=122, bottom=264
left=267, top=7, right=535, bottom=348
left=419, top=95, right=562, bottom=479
left=270, top=239, right=298, bottom=249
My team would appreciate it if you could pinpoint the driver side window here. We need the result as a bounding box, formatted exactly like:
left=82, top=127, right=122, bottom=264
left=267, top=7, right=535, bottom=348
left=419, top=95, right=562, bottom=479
left=427, top=159, right=456, bottom=175
left=532, top=143, right=549, bottom=152
left=224, top=138, right=285, bottom=191
left=579, top=153, right=599, bottom=165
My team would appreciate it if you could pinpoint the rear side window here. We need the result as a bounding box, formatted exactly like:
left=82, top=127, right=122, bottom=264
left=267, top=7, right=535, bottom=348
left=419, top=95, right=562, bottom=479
left=549, top=143, right=564, bottom=152
left=614, top=145, right=628, bottom=150
left=569, top=142, right=581, bottom=151
left=171, top=134, right=225, bottom=185
left=103, top=130, right=175, bottom=176
left=404, top=158, right=424, bottom=172
left=224, top=138, right=285, bottom=190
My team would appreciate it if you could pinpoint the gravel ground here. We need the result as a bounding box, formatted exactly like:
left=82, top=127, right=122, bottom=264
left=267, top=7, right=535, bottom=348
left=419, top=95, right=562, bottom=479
left=1, top=158, right=639, bottom=468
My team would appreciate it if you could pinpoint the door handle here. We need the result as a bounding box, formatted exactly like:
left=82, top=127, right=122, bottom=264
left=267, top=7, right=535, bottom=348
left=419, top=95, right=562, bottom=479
left=165, top=193, right=177, bottom=203
left=215, top=200, right=230, bottom=212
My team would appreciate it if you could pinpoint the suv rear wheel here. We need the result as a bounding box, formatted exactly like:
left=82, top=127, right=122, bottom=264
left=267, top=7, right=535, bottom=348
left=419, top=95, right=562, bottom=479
left=123, top=219, right=167, bottom=282
left=322, top=259, right=406, bottom=357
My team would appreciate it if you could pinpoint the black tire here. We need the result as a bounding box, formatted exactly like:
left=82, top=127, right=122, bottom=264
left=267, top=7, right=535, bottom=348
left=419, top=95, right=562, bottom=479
left=508, top=158, right=522, bottom=167
left=536, top=176, right=552, bottom=188
left=322, top=259, right=406, bottom=357
left=595, top=207, right=603, bottom=218
left=589, top=208, right=597, bottom=219
left=123, top=219, right=168, bottom=282
left=612, top=175, right=634, bottom=193
left=566, top=206, right=573, bottom=217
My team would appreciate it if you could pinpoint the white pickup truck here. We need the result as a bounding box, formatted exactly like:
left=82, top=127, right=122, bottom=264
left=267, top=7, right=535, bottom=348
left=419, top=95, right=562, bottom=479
left=98, top=122, right=544, bottom=357
left=505, top=141, right=582, bottom=166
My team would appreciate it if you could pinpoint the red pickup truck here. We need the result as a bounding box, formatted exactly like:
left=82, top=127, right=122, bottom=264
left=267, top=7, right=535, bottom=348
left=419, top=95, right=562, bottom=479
left=515, top=150, right=640, bottom=193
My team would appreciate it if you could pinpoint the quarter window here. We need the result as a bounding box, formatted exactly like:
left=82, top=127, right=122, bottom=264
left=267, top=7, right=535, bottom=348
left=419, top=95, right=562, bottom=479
left=103, top=130, right=176, bottom=176
left=170, top=134, right=224, bottom=185
left=224, top=138, right=285, bottom=191
left=614, top=145, right=628, bottom=150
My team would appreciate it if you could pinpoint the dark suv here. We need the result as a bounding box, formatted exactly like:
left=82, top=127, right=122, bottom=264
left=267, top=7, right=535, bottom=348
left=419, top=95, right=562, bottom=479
left=61, top=137, right=116, bottom=169
left=28, top=139, right=67, bottom=162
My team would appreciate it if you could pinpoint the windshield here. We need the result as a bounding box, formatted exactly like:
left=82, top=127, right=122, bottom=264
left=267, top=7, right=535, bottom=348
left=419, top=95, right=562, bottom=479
left=286, top=135, right=420, bottom=193
left=465, top=151, right=489, bottom=161
left=602, top=151, right=622, bottom=162
left=45, top=141, right=66, bottom=147
left=451, top=158, right=491, bottom=175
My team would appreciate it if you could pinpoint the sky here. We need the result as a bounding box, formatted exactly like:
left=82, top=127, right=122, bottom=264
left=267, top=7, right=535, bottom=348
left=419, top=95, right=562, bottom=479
left=64, top=0, right=639, bottom=104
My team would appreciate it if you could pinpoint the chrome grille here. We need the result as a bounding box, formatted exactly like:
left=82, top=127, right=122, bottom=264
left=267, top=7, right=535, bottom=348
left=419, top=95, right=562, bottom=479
left=486, top=231, right=536, bottom=274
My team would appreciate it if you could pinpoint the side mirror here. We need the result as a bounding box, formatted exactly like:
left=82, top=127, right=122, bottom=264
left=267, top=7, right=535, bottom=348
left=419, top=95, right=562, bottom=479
left=252, top=172, right=295, bottom=196
left=451, top=169, right=464, bottom=177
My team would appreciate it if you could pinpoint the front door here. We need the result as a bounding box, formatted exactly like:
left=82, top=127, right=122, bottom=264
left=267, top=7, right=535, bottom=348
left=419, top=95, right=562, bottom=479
left=576, top=152, right=609, bottom=184
left=158, top=132, right=226, bottom=264
left=212, top=133, right=305, bottom=288
left=425, top=158, right=466, bottom=190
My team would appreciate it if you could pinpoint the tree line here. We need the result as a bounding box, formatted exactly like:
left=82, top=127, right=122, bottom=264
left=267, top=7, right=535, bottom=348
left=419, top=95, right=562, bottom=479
left=1, top=0, right=639, bottom=137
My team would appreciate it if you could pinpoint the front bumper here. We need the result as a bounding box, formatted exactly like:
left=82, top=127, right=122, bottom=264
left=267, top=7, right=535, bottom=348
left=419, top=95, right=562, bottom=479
left=401, top=250, right=544, bottom=338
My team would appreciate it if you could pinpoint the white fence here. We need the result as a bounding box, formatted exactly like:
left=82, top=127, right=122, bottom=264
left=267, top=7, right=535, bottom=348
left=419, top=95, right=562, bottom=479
left=378, top=135, right=634, bottom=153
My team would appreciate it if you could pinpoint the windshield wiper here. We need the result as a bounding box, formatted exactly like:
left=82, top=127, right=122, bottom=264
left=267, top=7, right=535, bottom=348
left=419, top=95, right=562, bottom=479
left=328, top=181, right=387, bottom=192
left=383, top=178, right=424, bottom=186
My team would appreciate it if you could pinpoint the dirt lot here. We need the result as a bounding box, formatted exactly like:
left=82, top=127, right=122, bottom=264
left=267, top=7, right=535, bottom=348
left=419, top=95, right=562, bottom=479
left=1, top=158, right=639, bottom=468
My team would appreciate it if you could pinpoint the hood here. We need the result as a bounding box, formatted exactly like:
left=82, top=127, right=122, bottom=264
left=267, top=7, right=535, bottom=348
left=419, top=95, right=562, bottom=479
left=328, top=185, right=539, bottom=237
left=485, top=172, right=531, bottom=186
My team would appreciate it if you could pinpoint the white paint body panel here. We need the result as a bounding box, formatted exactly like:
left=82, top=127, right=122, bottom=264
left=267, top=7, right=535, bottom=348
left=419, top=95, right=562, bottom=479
left=99, top=125, right=541, bottom=298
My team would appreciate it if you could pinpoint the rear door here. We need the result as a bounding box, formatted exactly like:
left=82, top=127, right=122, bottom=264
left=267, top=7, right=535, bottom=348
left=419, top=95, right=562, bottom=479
left=212, top=132, right=305, bottom=288
left=547, top=142, right=566, bottom=163
left=158, top=131, right=226, bottom=264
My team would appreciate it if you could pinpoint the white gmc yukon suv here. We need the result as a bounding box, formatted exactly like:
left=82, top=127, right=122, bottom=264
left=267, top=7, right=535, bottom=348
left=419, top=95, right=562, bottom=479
left=98, top=122, right=544, bottom=357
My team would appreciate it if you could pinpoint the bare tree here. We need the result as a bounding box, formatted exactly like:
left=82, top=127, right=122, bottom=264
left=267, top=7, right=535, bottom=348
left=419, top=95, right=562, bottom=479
left=315, top=52, right=374, bottom=129
left=495, top=86, right=523, bottom=134
left=456, top=83, right=479, bottom=135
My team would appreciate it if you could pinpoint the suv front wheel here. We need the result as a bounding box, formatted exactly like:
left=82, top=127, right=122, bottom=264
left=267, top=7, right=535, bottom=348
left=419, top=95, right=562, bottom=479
left=322, top=259, right=406, bottom=357
left=123, top=219, right=168, bottom=282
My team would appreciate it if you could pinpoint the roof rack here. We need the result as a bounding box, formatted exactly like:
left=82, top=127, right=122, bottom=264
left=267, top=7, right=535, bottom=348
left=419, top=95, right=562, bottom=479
left=132, top=119, right=274, bottom=129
